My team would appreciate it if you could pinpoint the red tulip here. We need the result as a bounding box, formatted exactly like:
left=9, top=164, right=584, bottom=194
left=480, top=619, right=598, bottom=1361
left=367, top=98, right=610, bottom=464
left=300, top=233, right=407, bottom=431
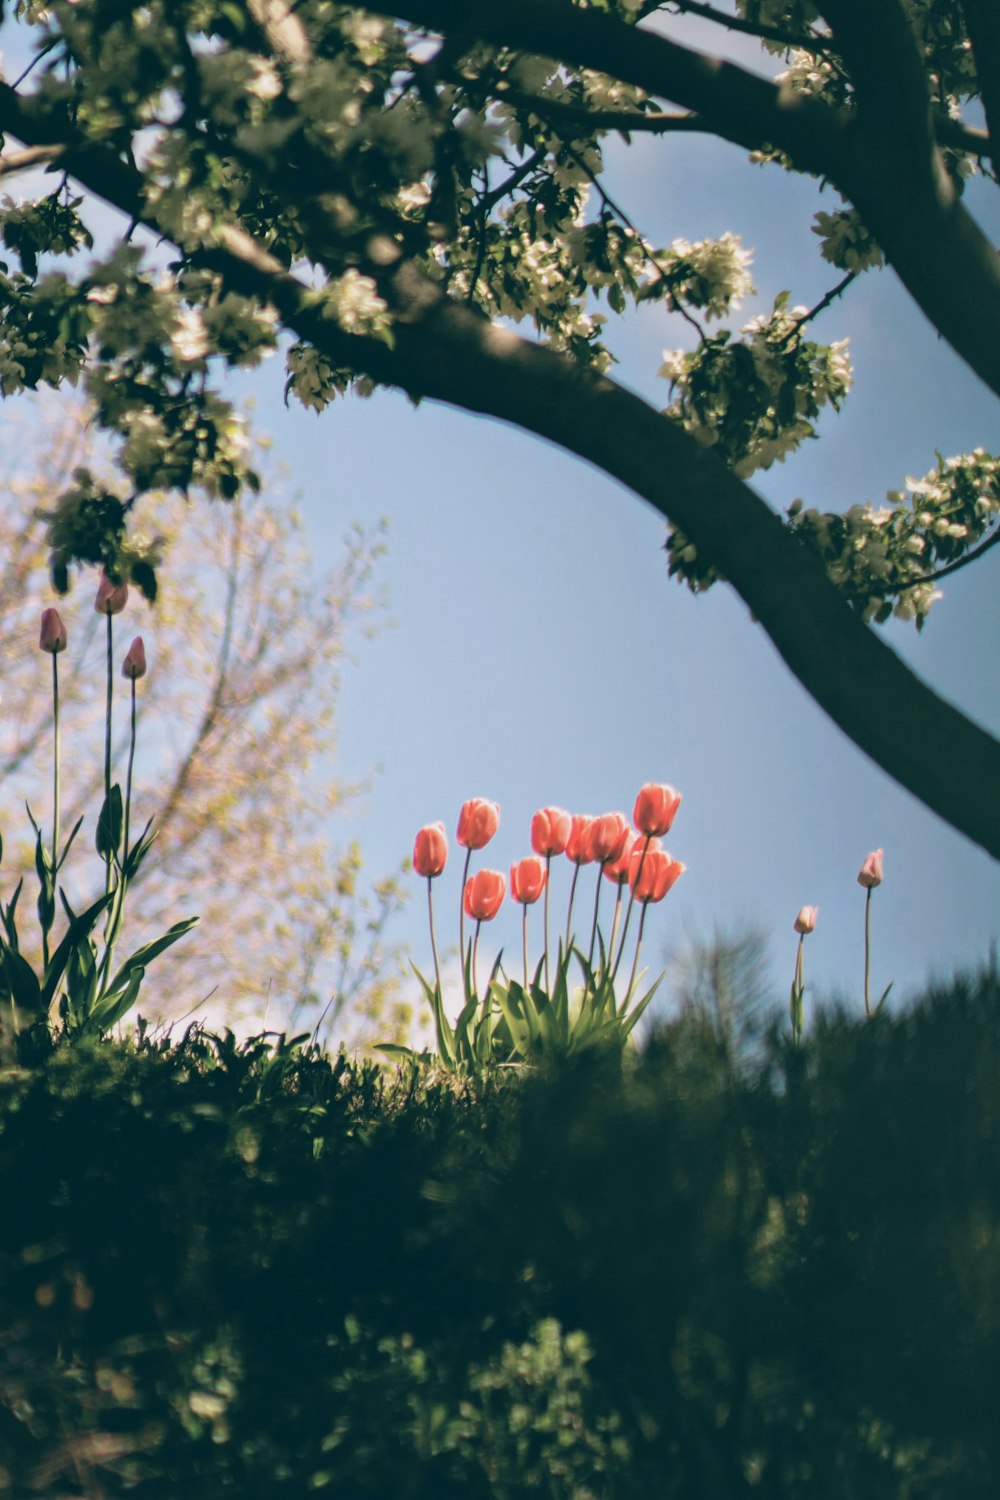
left=95, top=570, right=128, bottom=615
left=602, top=833, right=637, bottom=885
left=794, top=905, right=818, bottom=934
left=588, top=812, right=630, bottom=864
left=121, top=636, right=146, bottom=680
left=565, top=814, right=596, bottom=865
left=413, top=822, right=447, bottom=878
left=857, top=849, right=884, bottom=889
left=39, top=608, right=67, bottom=654
left=463, top=868, right=506, bottom=922
left=633, top=783, right=682, bottom=838
left=456, top=798, right=500, bottom=851
left=530, top=805, right=571, bottom=857
left=629, top=845, right=685, bottom=904
left=510, top=856, right=547, bottom=905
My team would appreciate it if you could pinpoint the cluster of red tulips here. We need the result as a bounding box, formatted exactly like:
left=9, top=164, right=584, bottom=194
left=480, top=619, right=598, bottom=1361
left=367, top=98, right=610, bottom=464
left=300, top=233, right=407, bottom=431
left=411, top=784, right=686, bottom=1041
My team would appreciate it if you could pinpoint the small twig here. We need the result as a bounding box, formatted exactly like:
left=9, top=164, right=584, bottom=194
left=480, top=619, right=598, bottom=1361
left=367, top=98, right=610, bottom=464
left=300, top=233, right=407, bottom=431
left=665, top=0, right=838, bottom=55
left=0, top=144, right=61, bottom=178
left=11, top=38, right=58, bottom=91
left=776, top=269, right=857, bottom=347
left=881, top=524, right=1000, bottom=593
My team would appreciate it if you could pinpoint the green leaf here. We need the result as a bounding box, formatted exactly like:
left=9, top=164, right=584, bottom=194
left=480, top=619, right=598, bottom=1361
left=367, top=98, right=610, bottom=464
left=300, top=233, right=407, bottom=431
left=1, top=880, right=24, bottom=952
left=620, top=974, right=664, bottom=1038
left=104, top=916, right=198, bottom=1000
left=32, top=824, right=55, bottom=936
left=96, top=784, right=123, bottom=860
left=122, top=818, right=156, bottom=880
left=57, top=814, right=84, bottom=872
left=2, top=948, right=42, bottom=1018
left=41, top=889, right=115, bottom=1010
left=82, top=966, right=146, bottom=1035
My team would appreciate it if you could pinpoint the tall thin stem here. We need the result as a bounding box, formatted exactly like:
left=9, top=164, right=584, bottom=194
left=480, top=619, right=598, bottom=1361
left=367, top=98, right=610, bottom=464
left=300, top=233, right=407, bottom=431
left=542, top=854, right=552, bottom=994
left=472, top=918, right=482, bottom=1002
left=124, top=678, right=137, bottom=868
left=587, top=866, right=604, bottom=971
left=426, top=876, right=442, bottom=997
left=522, top=903, right=529, bottom=989
left=624, top=901, right=649, bottom=1011
left=459, top=846, right=472, bottom=1002
left=611, top=837, right=650, bottom=983
left=564, top=864, right=581, bottom=950
left=51, top=652, right=60, bottom=872
left=863, top=886, right=872, bottom=1017
left=607, top=886, right=624, bottom=973
left=103, top=610, right=113, bottom=900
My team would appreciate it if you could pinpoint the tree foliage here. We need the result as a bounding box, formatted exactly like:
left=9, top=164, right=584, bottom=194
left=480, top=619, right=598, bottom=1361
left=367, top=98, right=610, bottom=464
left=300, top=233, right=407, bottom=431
left=0, top=398, right=407, bottom=1043
left=0, top=0, right=998, bottom=851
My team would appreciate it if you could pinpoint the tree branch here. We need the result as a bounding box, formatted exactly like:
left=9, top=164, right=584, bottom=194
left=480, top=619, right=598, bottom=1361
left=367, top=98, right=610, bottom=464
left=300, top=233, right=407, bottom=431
left=960, top=0, right=1000, bottom=175
left=665, top=0, right=837, bottom=55
left=2, top=70, right=1000, bottom=858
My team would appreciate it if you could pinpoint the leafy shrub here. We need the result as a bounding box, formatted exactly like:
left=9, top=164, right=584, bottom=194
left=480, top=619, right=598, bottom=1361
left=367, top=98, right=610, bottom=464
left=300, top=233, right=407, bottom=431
left=1, top=973, right=998, bottom=1496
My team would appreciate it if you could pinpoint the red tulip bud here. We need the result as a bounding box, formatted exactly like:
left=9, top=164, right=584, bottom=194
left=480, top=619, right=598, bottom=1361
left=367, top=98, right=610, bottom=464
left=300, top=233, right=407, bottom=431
left=602, top=833, right=637, bottom=885
left=121, top=636, right=146, bottom=679
left=565, top=814, right=596, bottom=865
left=588, top=811, right=630, bottom=864
left=463, top=868, right=506, bottom=922
left=857, top=849, right=884, bottom=889
left=95, top=570, right=128, bottom=615
left=39, top=608, right=67, bottom=654
left=456, top=798, right=500, bottom=851
left=530, top=806, right=571, bottom=858
left=629, top=846, right=685, bottom=904
left=633, top=783, right=682, bottom=838
left=413, top=822, right=447, bottom=878
left=510, top=856, right=547, bottom=906
left=794, top=905, right=818, bottom=934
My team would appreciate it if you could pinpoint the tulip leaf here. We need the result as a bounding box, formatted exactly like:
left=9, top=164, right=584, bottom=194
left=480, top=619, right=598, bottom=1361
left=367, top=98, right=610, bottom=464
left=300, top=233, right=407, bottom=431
left=620, top=974, right=664, bottom=1038
left=104, top=916, right=198, bottom=1002
left=40, top=889, right=114, bottom=1010
left=96, top=784, right=123, bottom=860
left=2, top=948, right=41, bottom=1018
left=2, top=879, right=24, bottom=951
left=82, top=966, right=146, bottom=1035
left=57, top=815, right=85, bottom=872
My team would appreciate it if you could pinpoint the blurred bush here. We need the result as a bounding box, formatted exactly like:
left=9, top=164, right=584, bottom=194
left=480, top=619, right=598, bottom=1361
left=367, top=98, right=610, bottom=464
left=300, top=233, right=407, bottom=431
left=1, top=970, right=998, bottom=1496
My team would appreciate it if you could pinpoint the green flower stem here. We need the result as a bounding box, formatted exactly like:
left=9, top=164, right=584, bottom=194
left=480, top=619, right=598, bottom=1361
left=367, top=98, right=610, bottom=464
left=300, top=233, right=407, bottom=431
left=587, top=866, right=604, bottom=973
left=472, top=918, right=482, bottom=1003
left=543, top=854, right=551, bottom=994
left=607, top=886, right=624, bottom=973
left=522, top=903, right=529, bottom=989
left=791, top=936, right=804, bottom=1043
left=426, top=876, right=442, bottom=999
left=459, top=846, right=472, bottom=1004
left=123, top=677, right=137, bottom=868
left=623, top=900, right=649, bottom=1012
left=51, top=651, right=60, bottom=872
left=103, top=610, right=113, bottom=903
left=611, top=836, right=650, bottom=984
left=864, top=886, right=872, bottom=1017
left=564, top=863, right=580, bottom=951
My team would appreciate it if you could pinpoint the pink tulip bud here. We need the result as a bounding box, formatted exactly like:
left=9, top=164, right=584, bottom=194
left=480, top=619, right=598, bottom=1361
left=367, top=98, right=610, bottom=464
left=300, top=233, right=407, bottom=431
left=602, top=833, right=637, bottom=885
left=121, top=636, right=146, bottom=680
left=633, top=783, right=682, bottom=838
left=565, top=814, right=596, bottom=865
left=794, top=905, right=818, bottom=934
left=95, top=570, right=128, bottom=615
left=588, top=812, right=630, bottom=864
left=629, top=845, right=685, bottom=904
left=456, top=798, right=500, bottom=851
left=510, top=856, right=547, bottom=906
left=463, top=868, right=506, bottom=922
left=413, top=822, right=447, bottom=878
left=857, top=849, right=884, bottom=889
left=530, top=806, right=571, bottom=858
left=39, top=608, right=67, bottom=654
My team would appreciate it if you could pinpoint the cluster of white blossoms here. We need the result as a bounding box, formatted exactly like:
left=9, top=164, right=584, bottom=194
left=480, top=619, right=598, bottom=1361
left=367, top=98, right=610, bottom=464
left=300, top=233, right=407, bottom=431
left=660, top=299, right=853, bottom=479
left=651, top=234, right=755, bottom=319
left=786, top=449, right=1000, bottom=627
left=321, top=270, right=391, bottom=340
left=812, top=209, right=885, bottom=273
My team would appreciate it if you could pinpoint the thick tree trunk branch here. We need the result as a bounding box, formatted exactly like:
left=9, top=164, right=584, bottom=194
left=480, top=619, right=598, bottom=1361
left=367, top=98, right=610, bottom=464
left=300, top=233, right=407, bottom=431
left=960, top=0, right=1000, bottom=174
left=371, top=0, right=1000, bottom=400
left=2, top=79, right=999, bottom=858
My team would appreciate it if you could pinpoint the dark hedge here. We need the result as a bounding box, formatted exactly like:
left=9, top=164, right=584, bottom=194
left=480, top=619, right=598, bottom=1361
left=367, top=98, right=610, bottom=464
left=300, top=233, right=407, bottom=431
left=1, top=973, right=998, bottom=1497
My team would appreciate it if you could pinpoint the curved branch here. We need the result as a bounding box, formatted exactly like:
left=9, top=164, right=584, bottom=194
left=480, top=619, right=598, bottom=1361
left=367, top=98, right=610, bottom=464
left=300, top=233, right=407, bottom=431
left=2, top=75, right=1000, bottom=858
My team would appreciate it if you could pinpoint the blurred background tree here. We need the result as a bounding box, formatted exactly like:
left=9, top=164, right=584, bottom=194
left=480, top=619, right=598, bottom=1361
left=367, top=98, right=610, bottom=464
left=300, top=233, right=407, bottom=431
left=0, top=397, right=410, bottom=1047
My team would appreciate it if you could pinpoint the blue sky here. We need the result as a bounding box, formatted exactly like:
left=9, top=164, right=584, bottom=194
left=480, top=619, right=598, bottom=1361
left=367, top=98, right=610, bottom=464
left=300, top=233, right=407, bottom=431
left=5, top=11, right=999, bottom=1031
